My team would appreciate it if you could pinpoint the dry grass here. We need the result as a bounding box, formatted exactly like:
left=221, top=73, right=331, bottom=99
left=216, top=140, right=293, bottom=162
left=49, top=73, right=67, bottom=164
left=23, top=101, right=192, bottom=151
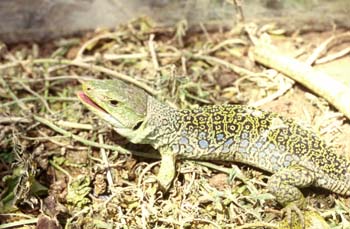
left=0, top=17, right=349, bottom=228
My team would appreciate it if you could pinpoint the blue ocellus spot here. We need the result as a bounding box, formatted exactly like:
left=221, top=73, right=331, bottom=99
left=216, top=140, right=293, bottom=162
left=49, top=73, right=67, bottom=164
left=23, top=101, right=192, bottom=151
left=198, top=140, right=209, bottom=149
left=185, top=145, right=194, bottom=153
left=283, top=161, right=290, bottom=167
left=240, top=139, right=249, bottom=147
left=216, top=133, right=224, bottom=141
left=224, top=138, right=234, bottom=146
left=222, top=147, right=230, bottom=153
left=179, top=137, right=189, bottom=145
left=270, top=152, right=280, bottom=163
left=255, top=142, right=263, bottom=148
left=285, top=154, right=292, bottom=161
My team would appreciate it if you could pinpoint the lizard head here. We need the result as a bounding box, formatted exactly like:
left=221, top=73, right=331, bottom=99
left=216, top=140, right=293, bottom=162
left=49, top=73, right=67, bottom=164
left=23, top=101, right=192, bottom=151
left=77, top=79, right=150, bottom=142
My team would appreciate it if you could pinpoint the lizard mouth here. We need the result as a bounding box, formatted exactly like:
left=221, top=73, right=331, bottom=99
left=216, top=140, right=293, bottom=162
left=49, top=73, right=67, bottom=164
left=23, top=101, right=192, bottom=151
left=77, top=91, right=132, bottom=129
left=77, top=91, right=107, bottom=113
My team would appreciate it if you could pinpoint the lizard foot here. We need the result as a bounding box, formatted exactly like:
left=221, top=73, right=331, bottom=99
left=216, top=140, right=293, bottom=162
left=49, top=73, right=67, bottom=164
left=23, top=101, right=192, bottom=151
left=156, top=152, right=176, bottom=192
left=281, top=203, right=305, bottom=229
left=157, top=172, right=174, bottom=192
left=278, top=210, right=330, bottom=229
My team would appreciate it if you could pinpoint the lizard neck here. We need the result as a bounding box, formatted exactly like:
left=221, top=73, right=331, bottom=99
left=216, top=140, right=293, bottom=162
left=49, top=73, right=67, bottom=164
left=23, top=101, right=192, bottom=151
left=145, top=96, right=179, bottom=148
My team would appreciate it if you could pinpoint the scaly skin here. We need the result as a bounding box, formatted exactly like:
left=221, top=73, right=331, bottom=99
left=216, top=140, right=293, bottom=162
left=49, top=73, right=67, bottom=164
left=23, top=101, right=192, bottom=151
left=78, top=79, right=350, bottom=225
left=278, top=211, right=329, bottom=229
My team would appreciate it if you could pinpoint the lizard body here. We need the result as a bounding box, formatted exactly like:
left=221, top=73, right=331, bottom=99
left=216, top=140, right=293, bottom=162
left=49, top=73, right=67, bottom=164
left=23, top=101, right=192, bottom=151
left=78, top=79, right=350, bottom=215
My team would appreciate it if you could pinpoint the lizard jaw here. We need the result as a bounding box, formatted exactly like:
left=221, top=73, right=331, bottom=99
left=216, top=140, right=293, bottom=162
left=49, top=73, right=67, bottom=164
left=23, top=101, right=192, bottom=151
left=77, top=91, right=126, bottom=129
left=77, top=91, right=106, bottom=113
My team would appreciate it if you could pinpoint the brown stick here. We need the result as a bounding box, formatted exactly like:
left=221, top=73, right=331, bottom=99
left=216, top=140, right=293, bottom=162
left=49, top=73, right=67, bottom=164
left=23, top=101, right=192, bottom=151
left=252, top=44, right=350, bottom=120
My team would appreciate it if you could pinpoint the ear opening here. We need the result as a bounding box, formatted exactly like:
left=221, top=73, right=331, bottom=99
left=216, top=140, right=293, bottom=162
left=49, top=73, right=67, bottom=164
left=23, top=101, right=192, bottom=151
left=133, top=121, right=143, bottom=130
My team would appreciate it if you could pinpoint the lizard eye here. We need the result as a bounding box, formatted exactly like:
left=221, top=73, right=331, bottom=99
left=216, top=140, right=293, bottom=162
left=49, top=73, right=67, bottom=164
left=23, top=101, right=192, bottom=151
left=109, top=100, right=119, bottom=106
left=133, top=121, right=143, bottom=130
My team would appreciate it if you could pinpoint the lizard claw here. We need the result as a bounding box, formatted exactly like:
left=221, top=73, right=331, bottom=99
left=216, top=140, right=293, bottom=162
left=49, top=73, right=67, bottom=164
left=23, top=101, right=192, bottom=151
left=281, top=203, right=305, bottom=229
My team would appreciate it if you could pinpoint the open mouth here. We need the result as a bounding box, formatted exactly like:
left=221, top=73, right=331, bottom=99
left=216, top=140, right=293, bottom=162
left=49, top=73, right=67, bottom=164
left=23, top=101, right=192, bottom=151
left=77, top=91, right=107, bottom=113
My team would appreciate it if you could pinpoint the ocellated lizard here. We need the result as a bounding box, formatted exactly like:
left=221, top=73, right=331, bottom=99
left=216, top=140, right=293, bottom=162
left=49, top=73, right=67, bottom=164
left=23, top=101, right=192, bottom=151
left=78, top=79, right=350, bottom=226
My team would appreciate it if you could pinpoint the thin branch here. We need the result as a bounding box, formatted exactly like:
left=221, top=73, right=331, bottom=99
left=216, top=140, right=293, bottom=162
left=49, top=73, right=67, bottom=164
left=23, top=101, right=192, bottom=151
left=253, top=44, right=350, bottom=120
left=0, top=116, right=31, bottom=124
left=98, top=133, right=114, bottom=191
left=316, top=47, right=350, bottom=64
left=148, top=34, right=160, bottom=71
left=0, top=77, right=28, bottom=111
left=191, top=53, right=255, bottom=76
left=33, top=115, right=160, bottom=159
left=17, top=81, right=54, bottom=115
left=0, top=58, right=155, bottom=95
left=0, top=218, right=38, bottom=229
left=306, top=32, right=350, bottom=65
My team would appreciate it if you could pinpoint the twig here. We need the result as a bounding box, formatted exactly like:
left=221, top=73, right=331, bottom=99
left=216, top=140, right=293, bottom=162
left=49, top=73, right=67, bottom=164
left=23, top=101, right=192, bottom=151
left=0, top=116, right=31, bottom=124
left=181, top=218, right=221, bottom=229
left=65, top=207, right=91, bottom=229
left=26, top=131, right=88, bottom=150
left=1, top=96, right=77, bottom=108
left=17, top=81, right=54, bottom=115
left=253, top=44, right=350, bottom=120
left=191, top=53, right=255, bottom=76
left=181, top=56, right=187, bottom=76
left=98, top=133, right=114, bottom=191
left=0, top=58, right=155, bottom=95
left=81, top=53, right=148, bottom=62
left=316, top=47, right=350, bottom=64
left=199, top=23, right=212, bottom=42
left=0, top=213, right=33, bottom=219
left=306, top=32, right=350, bottom=65
left=0, top=218, right=38, bottom=229
left=75, top=32, right=121, bottom=59
left=174, top=19, right=188, bottom=47
left=49, top=159, right=72, bottom=179
left=33, top=115, right=131, bottom=154
left=148, top=34, right=160, bottom=71
left=194, top=161, right=259, bottom=194
left=33, top=115, right=160, bottom=159
left=137, top=161, right=159, bottom=188
left=234, top=222, right=278, bottom=229
left=56, top=120, right=93, bottom=130
left=203, top=38, right=247, bottom=55
left=81, top=52, right=180, bottom=63
left=0, top=77, right=28, bottom=111
left=232, top=0, right=245, bottom=23
left=249, top=74, right=294, bottom=107
left=13, top=75, right=94, bottom=83
left=0, top=61, right=20, bottom=71
left=53, top=59, right=155, bottom=95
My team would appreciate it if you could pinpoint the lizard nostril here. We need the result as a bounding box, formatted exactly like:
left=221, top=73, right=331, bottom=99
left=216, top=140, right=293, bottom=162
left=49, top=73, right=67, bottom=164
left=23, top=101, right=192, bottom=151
left=109, top=100, right=119, bottom=106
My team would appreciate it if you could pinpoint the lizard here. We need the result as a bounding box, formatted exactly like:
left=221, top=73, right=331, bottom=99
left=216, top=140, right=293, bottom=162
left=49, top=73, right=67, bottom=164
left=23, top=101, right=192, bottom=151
left=77, top=79, right=350, bottom=227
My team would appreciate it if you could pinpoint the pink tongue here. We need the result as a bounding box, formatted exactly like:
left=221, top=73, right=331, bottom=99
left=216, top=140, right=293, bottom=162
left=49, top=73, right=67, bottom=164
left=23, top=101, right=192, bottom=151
left=77, top=91, right=106, bottom=112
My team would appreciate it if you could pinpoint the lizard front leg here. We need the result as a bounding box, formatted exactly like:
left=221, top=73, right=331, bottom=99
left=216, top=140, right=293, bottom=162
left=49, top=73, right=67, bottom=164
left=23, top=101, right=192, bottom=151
left=267, top=165, right=316, bottom=227
left=157, top=148, right=176, bottom=191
